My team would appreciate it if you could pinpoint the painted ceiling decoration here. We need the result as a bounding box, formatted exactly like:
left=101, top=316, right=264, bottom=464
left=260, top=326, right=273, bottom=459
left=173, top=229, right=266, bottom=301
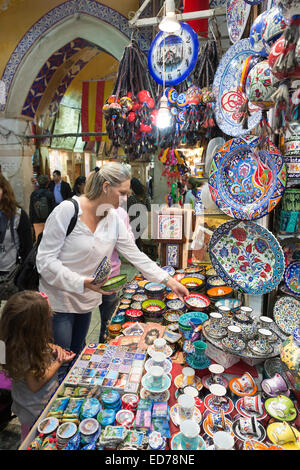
left=0, top=0, right=151, bottom=112
left=21, top=38, right=101, bottom=118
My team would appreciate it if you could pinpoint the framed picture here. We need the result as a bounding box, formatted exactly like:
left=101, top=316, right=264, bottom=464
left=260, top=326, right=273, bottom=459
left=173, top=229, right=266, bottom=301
left=157, top=213, right=183, bottom=240
left=166, top=244, right=180, bottom=267
left=138, top=322, right=165, bottom=350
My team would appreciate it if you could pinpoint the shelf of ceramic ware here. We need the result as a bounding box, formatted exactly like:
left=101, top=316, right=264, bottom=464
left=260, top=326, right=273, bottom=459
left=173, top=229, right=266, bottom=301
left=201, top=321, right=282, bottom=361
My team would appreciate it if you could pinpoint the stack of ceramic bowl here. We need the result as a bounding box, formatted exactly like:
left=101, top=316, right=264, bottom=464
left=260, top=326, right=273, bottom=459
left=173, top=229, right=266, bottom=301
left=206, top=275, right=227, bottom=291
left=111, top=313, right=126, bottom=325
left=163, top=309, right=182, bottom=327
left=144, top=282, right=165, bottom=300
left=125, top=308, right=144, bottom=323
left=180, top=276, right=205, bottom=294
left=142, top=299, right=166, bottom=323
left=184, top=293, right=210, bottom=313
left=178, top=311, right=209, bottom=341
left=206, top=286, right=233, bottom=304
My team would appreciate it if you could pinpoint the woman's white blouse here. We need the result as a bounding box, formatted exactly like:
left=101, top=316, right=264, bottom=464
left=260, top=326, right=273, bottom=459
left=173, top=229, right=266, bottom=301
left=36, top=196, right=167, bottom=313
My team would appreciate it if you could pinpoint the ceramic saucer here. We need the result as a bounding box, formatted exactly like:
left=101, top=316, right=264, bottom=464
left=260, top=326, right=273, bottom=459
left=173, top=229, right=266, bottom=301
left=147, top=345, right=173, bottom=358
left=264, top=396, right=298, bottom=422
left=186, top=353, right=211, bottom=370
left=247, top=339, right=274, bottom=356
left=267, top=423, right=300, bottom=450
left=235, top=398, right=267, bottom=420
left=140, top=387, right=170, bottom=402
left=228, top=377, right=258, bottom=397
left=203, top=416, right=234, bottom=438
left=232, top=418, right=266, bottom=442
left=174, top=374, right=203, bottom=391
left=204, top=394, right=234, bottom=415
left=144, top=357, right=172, bottom=375
left=203, top=322, right=227, bottom=339
left=141, top=373, right=171, bottom=394
left=201, top=374, right=228, bottom=389
left=221, top=336, right=246, bottom=354
left=170, top=403, right=202, bottom=426
left=243, top=440, right=269, bottom=450
left=170, top=432, right=206, bottom=450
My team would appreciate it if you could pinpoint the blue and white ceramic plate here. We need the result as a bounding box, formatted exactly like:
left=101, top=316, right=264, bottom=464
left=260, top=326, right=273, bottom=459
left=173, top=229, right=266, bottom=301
left=284, top=261, right=300, bottom=296
left=208, top=136, right=286, bottom=220
left=226, top=0, right=251, bottom=44
left=213, top=39, right=262, bottom=137
left=208, top=220, right=285, bottom=295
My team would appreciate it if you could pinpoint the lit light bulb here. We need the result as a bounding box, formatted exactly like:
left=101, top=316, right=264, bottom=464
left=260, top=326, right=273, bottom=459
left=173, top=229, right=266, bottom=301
left=159, top=0, right=181, bottom=34
left=156, top=96, right=172, bottom=129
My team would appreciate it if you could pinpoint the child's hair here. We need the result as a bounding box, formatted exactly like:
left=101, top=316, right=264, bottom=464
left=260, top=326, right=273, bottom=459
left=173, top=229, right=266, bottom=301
left=0, top=291, right=54, bottom=382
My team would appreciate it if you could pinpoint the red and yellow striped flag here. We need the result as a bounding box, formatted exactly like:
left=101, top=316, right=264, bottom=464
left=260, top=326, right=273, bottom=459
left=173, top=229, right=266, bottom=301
left=81, top=80, right=114, bottom=142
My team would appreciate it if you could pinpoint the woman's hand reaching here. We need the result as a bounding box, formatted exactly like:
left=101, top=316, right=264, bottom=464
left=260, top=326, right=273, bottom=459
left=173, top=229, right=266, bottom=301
left=166, top=276, right=189, bottom=302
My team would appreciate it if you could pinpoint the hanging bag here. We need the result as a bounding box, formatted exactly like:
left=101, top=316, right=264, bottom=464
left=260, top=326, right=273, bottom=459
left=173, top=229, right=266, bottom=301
left=0, top=214, right=22, bottom=301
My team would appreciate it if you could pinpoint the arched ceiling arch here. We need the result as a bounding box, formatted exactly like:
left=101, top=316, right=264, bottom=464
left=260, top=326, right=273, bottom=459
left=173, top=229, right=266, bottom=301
left=1, top=0, right=151, bottom=118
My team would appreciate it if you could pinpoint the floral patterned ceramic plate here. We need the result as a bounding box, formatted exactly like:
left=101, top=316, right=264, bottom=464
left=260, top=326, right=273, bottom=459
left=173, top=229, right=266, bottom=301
left=284, top=261, right=300, bottom=296
left=170, top=432, right=206, bottom=450
left=170, top=404, right=202, bottom=426
left=232, top=419, right=266, bottom=442
left=209, top=136, right=286, bottom=220
left=140, top=387, right=170, bottom=402
left=235, top=398, right=268, bottom=420
left=204, top=394, right=234, bottom=415
left=226, top=0, right=251, bottom=43
left=203, top=416, right=234, bottom=438
left=273, top=296, right=300, bottom=335
left=209, top=220, right=285, bottom=295
left=213, top=39, right=262, bottom=137
left=228, top=377, right=258, bottom=397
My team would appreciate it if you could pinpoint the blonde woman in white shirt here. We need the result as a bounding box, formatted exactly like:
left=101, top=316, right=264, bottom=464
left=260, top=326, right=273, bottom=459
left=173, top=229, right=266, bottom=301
left=36, top=163, right=188, bottom=378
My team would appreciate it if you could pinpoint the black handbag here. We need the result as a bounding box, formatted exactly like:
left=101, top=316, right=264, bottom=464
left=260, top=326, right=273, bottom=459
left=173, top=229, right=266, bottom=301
left=0, top=215, right=22, bottom=301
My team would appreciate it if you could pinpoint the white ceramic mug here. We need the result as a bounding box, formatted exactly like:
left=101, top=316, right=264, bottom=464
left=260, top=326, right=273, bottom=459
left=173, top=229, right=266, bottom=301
left=180, top=419, right=200, bottom=449
left=152, top=352, right=167, bottom=369
left=213, top=431, right=235, bottom=450
left=149, top=366, right=164, bottom=389
left=208, top=363, right=225, bottom=383
left=182, top=367, right=195, bottom=386
left=178, top=394, right=195, bottom=421
left=153, top=338, right=166, bottom=352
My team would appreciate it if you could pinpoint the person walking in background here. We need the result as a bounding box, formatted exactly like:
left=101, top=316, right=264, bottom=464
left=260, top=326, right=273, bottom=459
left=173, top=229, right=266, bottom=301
left=48, top=170, right=72, bottom=205
left=184, top=176, right=199, bottom=208
left=0, top=291, right=75, bottom=441
left=29, top=175, right=56, bottom=239
left=0, top=175, right=33, bottom=302
left=127, top=177, right=151, bottom=250
left=99, top=205, right=134, bottom=343
left=72, top=176, right=86, bottom=197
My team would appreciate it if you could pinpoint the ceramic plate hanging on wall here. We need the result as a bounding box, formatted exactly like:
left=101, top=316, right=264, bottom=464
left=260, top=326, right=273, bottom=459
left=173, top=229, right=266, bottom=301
left=209, top=220, right=285, bottom=295
left=284, top=261, right=300, bottom=296
left=208, top=136, right=287, bottom=220
left=273, top=296, right=300, bottom=335
left=213, top=39, right=262, bottom=137
left=226, top=0, right=251, bottom=43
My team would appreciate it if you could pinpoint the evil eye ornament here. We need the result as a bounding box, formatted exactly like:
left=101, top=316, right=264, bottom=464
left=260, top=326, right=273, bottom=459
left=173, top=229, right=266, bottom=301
left=176, top=93, right=188, bottom=109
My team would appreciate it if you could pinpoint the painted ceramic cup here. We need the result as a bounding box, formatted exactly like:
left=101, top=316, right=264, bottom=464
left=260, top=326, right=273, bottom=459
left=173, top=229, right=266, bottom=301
left=184, top=386, right=199, bottom=398
left=269, top=396, right=296, bottom=418
left=149, top=366, right=164, bottom=389
left=262, top=373, right=289, bottom=396
left=257, top=328, right=273, bottom=352
left=235, top=372, right=255, bottom=393
left=240, top=306, right=253, bottom=317
left=241, top=395, right=263, bottom=414
left=207, top=410, right=226, bottom=430
left=180, top=419, right=200, bottom=450
left=239, top=416, right=258, bottom=436
left=178, top=394, right=195, bottom=421
left=209, top=383, right=228, bottom=407
left=217, top=306, right=231, bottom=327
left=208, top=363, right=225, bottom=384
left=182, top=367, right=195, bottom=386
left=213, top=431, right=235, bottom=450
left=151, top=352, right=167, bottom=369
left=270, top=421, right=297, bottom=445
left=153, top=338, right=167, bottom=353
left=259, top=316, right=274, bottom=330
left=227, top=325, right=242, bottom=348
left=209, top=311, right=223, bottom=330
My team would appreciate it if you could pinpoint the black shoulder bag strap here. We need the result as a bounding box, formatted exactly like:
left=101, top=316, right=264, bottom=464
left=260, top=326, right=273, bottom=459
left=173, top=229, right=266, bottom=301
left=9, top=214, right=22, bottom=264
left=66, top=198, right=79, bottom=236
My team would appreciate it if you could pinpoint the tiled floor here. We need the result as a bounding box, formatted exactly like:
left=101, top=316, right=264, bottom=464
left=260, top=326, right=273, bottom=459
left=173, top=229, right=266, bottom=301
left=0, top=261, right=138, bottom=450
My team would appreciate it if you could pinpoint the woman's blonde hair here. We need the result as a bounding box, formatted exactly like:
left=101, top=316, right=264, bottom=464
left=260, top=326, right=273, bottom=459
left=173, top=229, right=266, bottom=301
left=85, top=162, right=131, bottom=200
